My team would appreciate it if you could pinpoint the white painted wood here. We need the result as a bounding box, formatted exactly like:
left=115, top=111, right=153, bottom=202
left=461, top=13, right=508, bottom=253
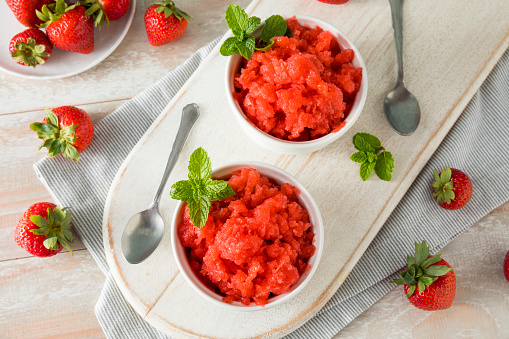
left=102, top=0, right=509, bottom=338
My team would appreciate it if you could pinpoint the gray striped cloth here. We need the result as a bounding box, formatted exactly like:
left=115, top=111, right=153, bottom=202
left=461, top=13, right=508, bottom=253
left=34, top=37, right=509, bottom=338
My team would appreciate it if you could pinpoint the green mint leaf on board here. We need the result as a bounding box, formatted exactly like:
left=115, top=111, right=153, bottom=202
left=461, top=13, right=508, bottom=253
left=351, top=133, right=394, bottom=181
left=170, top=148, right=236, bottom=228
left=225, top=4, right=248, bottom=37
left=374, top=151, right=394, bottom=181
left=261, top=15, right=287, bottom=42
left=360, top=161, right=376, bottom=181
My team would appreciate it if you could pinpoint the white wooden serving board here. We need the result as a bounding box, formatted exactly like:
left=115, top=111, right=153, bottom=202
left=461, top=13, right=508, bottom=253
left=102, top=0, right=509, bottom=338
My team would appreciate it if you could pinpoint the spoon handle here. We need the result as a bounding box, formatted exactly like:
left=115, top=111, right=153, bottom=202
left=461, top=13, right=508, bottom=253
left=389, top=0, right=404, bottom=83
left=152, top=103, right=200, bottom=206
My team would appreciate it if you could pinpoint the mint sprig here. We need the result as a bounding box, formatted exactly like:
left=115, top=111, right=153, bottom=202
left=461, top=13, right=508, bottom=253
left=350, top=133, right=394, bottom=181
left=170, top=148, right=235, bottom=228
left=220, top=4, right=291, bottom=59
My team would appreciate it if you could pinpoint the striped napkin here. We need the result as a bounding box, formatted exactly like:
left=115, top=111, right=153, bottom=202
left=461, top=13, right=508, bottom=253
left=34, top=38, right=509, bottom=338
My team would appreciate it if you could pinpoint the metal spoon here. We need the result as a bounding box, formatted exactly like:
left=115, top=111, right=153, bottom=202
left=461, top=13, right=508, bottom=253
left=383, top=0, right=421, bottom=136
left=121, top=103, right=200, bottom=264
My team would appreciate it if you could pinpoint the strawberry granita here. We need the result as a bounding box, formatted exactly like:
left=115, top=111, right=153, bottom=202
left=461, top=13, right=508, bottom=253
left=178, top=168, right=316, bottom=306
left=233, top=17, right=362, bottom=141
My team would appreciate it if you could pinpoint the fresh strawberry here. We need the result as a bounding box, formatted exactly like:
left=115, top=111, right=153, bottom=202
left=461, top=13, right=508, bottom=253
left=37, top=0, right=94, bottom=54
left=9, top=28, right=53, bottom=68
left=5, top=0, right=54, bottom=27
left=391, top=241, right=456, bottom=311
left=144, top=0, right=190, bottom=47
left=14, top=202, right=74, bottom=257
left=318, top=0, right=349, bottom=4
left=79, top=0, right=130, bottom=27
left=504, top=251, right=509, bottom=282
left=431, top=168, right=473, bottom=210
left=30, top=106, right=95, bottom=162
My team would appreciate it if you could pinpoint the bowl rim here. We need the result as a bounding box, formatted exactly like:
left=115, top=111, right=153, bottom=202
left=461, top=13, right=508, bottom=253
left=170, top=161, right=324, bottom=312
left=224, top=14, right=368, bottom=152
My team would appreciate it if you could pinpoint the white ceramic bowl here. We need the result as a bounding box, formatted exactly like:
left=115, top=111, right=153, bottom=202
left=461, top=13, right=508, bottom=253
left=225, top=15, right=368, bottom=155
left=171, top=162, right=324, bottom=311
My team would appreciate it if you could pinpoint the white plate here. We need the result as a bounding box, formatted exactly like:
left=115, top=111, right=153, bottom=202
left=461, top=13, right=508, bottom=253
left=0, top=0, right=136, bottom=80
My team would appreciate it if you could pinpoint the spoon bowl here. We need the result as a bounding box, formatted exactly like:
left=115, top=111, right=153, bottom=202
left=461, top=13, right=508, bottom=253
left=384, top=82, right=421, bottom=136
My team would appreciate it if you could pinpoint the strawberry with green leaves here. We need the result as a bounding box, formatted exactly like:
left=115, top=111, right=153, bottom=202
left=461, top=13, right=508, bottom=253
left=9, top=28, right=53, bottom=68
left=30, top=106, right=95, bottom=162
left=144, top=0, right=190, bottom=47
left=37, top=0, right=95, bottom=54
left=431, top=168, right=473, bottom=210
left=6, top=0, right=54, bottom=27
left=14, top=202, right=74, bottom=257
left=391, top=241, right=456, bottom=311
left=79, top=0, right=130, bottom=28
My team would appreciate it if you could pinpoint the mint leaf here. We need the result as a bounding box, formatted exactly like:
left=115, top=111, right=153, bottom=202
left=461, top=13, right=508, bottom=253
left=254, top=40, right=274, bottom=52
left=360, top=161, right=376, bottom=181
left=284, top=27, right=293, bottom=38
left=374, top=151, right=394, bottom=181
left=206, top=180, right=235, bottom=201
left=220, top=37, right=239, bottom=56
left=350, top=151, right=367, bottom=163
left=353, top=134, right=375, bottom=153
left=367, top=152, right=377, bottom=163
left=244, top=16, right=261, bottom=35
left=237, top=36, right=256, bottom=60
left=261, top=15, right=287, bottom=42
left=170, top=180, right=195, bottom=201
left=225, top=4, right=248, bottom=37
left=188, top=147, right=212, bottom=181
left=355, top=133, right=381, bottom=150
left=187, top=196, right=211, bottom=229
left=171, top=148, right=236, bottom=229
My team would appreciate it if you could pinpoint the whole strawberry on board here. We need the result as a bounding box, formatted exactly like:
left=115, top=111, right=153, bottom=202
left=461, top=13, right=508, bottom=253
left=14, top=202, right=74, bottom=257
left=144, top=0, right=191, bottom=46
left=36, top=0, right=95, bottom=54
left=30, top=106, right=95, bottom=162
left=391, top=241, right=456, bottom=311
left=9, top=28, right=53, bottom=68
left=504, top=251, right=509, bottom=282
left=5, top=0, right=54, bottom=27
left=318, top=0, right=349, bottom=4
left=79, top=0, right=130, bottom=28
left=431, top=168, right=473, bottom=210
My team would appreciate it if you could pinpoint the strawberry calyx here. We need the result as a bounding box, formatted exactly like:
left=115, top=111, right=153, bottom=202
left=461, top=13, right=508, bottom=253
left=390, top=241, right=452, bottom=297
left=29, top=205, right=74, bottom=254
left=30, top=108, right=81, bottom=162
left=431, top=168, right=455, bottom=205
left=79, top=0, right=109, bottom=28
left=11, top=38, right=50, bottom=68
left=36, top=0, right=79, bottom=28
left=153, top=0, right=191, bottom=21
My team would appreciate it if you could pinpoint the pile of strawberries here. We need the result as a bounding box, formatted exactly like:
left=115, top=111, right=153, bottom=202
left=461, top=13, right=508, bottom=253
left=7, top=0, right=191, bottom=69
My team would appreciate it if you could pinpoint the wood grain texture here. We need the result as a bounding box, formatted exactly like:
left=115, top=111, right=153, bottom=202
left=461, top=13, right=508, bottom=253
left=336, top=201, right=509, bottom=339
left=102, top=0, right=509, bottom=338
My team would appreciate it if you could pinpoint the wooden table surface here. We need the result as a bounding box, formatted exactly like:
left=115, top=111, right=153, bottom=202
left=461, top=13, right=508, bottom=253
left=0, top=1, right=508, bottom=338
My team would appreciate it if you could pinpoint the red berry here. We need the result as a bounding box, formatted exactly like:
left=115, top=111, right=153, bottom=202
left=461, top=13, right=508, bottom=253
left=317, top=0, right=349, bottom=4
left=30, top=106, right=95, bottom=161
left=9, top=28, right=53, bottom=68
left=38, top=2, right=95, bottom=54
left=391, top=241, right=456, bottom=311
left=14, top=203, right=74, bottom=257
left=99, top=0, right=130, bottom=21
left=144, top=1, right=190, bottom=47
left=431, top=168, right=473, bottom=210
left=5, top=0, right=54, bottom=27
